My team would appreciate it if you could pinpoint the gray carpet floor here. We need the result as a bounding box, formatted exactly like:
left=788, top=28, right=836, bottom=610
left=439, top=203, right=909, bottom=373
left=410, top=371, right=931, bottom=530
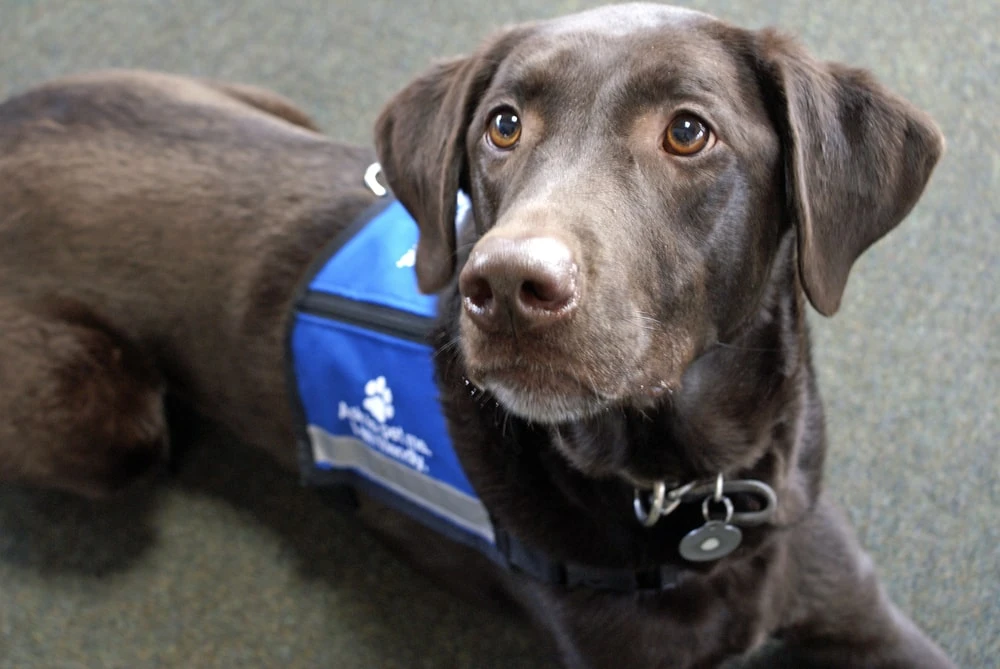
left=0, top=1, right=996, bottom=667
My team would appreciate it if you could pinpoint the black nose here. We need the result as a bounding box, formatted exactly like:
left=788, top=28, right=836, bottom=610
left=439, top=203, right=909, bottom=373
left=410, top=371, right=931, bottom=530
left=459, top=235, right=579, bottom=332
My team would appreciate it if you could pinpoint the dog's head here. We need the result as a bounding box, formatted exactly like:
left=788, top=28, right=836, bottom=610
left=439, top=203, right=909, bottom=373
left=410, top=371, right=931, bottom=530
left=375, top=4, right=942, bottom=428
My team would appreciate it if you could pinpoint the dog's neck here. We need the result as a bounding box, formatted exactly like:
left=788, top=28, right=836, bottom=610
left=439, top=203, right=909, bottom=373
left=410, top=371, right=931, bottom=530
left=434, top=234, right=823, bottom=568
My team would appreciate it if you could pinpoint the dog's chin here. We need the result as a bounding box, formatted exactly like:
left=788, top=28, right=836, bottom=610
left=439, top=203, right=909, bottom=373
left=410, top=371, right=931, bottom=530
left=476, top=371, right=673, bottom=426
left=484, top=380, right=607, bottom=424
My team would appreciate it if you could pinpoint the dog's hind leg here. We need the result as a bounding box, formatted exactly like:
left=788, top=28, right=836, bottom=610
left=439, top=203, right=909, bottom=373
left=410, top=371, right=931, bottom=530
left=776, top=496, right=956, bottom=668
left=0, top=298, right=168, bottom=497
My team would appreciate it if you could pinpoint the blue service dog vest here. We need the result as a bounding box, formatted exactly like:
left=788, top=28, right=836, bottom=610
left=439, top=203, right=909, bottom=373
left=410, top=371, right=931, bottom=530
left=287, top=194, right=499, bottom=557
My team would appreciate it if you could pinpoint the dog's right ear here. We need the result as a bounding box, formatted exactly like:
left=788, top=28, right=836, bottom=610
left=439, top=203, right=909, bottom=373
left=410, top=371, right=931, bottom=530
left=374, top=28, right=531, bottom=294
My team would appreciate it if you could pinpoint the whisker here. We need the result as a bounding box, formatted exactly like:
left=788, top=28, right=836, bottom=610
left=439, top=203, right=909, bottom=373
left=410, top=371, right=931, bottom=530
left=432, top=335, right=462, bottom=359
left=626, top=310, right=661, bottom=334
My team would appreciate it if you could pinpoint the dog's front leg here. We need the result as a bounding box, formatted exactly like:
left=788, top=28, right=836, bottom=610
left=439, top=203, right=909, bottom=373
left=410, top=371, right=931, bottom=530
left=777, top=496, right=956, bottom=668
left=0, top=299, right=168, bottom=497
left=514, top=582, right=756, bottom=669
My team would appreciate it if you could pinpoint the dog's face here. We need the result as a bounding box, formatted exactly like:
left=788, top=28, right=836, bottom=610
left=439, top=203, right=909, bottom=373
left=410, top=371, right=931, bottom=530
left=453, top=8, right=785, bottom=423
left=376, top=4, right=942, bottom=427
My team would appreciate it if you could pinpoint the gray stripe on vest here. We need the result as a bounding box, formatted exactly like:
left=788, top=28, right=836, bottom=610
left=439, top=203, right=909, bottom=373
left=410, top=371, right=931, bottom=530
left=307, top=425, right=495, bottom=544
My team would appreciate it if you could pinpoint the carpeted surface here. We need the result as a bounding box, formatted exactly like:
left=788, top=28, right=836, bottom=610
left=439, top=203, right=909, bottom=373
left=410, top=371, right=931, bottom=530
left=0, top=1, right=996, bottom=667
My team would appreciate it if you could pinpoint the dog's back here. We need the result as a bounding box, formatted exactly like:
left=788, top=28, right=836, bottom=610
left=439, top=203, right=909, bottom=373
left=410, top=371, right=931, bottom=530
left=0, top=71, right=377, bottom=491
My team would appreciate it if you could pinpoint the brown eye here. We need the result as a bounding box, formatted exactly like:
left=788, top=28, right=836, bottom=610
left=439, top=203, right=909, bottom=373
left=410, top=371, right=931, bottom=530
left=664, top=114, right=711, bottom=156
left=487, top=109, right=522, bottom=149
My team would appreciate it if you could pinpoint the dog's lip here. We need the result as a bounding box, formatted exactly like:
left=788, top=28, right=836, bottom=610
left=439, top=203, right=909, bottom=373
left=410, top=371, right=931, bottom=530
left=636, top=379, right=672, bottom=398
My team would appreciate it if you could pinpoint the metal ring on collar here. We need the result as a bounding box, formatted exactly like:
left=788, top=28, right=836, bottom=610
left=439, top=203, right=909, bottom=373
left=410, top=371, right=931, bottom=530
left=633, top=481, right=667, bottom=527
left=634, top=480, right=696, bottom=527
left=685, top=479, right=778, bottom=526
left=702, top=494, right=734, bottom=523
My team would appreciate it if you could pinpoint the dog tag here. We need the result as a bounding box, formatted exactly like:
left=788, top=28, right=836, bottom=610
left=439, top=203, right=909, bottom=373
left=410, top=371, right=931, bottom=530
left=679, top=492, right=743, bottom=562
left=678, top=521, right=742, bottom=562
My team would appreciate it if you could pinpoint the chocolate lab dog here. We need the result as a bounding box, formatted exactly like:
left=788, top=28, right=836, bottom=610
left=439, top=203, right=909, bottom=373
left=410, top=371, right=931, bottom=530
left=0, top=4, right=952, bottom=668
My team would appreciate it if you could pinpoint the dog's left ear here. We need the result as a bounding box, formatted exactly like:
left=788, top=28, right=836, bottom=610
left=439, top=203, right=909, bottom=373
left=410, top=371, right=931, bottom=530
left=753, top=30, right=944, bottom=316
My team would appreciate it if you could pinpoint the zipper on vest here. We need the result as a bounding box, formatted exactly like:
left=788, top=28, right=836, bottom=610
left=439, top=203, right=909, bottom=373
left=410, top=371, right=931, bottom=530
left=297, top=291, right=433, bottom=344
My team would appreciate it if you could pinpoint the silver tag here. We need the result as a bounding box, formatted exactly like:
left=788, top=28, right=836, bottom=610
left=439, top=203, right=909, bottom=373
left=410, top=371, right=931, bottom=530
left=678, top=521, right=742, bottom=562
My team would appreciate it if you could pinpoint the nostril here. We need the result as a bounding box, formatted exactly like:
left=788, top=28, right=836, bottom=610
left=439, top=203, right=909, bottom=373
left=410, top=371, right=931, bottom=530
left=522, top=280, right=547, bottom=304
left=520, top=276, right=573, bottom=311
left=464, top=276, right=494, bottom=311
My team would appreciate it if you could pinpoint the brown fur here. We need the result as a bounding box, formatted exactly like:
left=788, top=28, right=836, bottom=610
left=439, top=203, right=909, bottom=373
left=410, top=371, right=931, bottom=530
left=0, top=5, right=952, bottom=668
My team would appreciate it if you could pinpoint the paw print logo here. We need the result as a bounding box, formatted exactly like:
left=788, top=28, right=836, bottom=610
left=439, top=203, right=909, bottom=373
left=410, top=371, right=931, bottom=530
left=363, top=376, right=395, bottom=424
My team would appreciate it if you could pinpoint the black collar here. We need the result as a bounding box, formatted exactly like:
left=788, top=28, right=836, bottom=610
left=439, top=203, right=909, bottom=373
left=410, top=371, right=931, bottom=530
left=493, top=526, right=683, bottom=592
left=314, top=474, right=782, bottom=594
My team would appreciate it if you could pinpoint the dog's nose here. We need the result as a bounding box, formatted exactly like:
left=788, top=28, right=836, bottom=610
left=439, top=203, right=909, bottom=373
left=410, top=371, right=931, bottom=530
left=459, top=235, right=579, bottom=331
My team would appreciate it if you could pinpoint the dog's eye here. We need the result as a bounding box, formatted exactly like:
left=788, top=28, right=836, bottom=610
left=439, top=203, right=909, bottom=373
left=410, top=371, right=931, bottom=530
left=664, top=114, right=711, bottom=156
left=486, top=109, right=522, bottom=150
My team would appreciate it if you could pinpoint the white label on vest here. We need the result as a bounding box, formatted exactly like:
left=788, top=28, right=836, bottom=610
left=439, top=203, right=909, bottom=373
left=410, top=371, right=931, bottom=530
left=336, top=375, right=433, bottom=473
